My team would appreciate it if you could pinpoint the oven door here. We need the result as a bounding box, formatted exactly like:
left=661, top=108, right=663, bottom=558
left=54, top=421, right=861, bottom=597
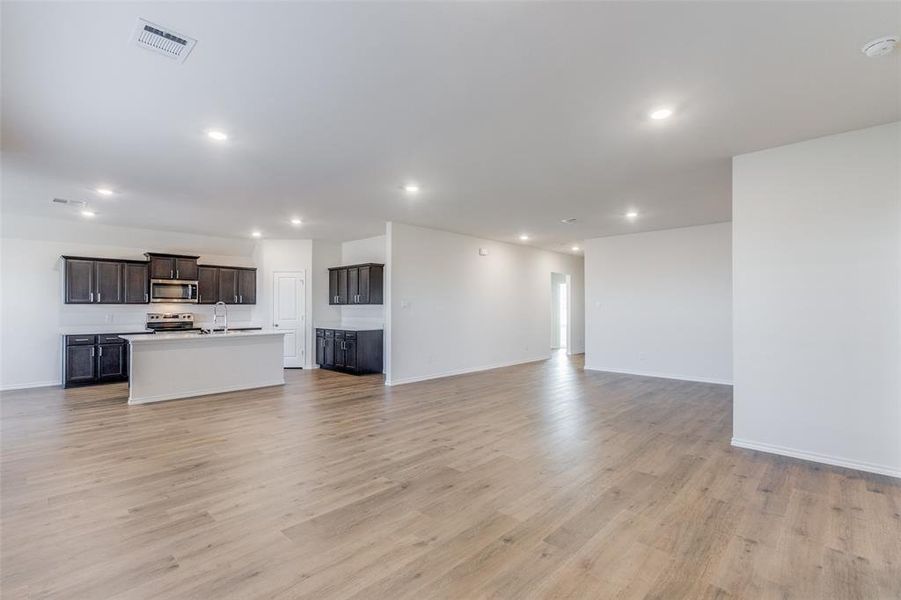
left=150, top=279, right=199, bottom=303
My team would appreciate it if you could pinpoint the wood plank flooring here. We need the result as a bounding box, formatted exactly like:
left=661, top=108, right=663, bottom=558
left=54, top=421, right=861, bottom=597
left=2, top=353, right=899, bottom=599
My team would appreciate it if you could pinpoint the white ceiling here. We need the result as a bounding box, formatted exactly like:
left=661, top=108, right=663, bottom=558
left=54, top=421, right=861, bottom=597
left=2, top=2, right=899, bottom=252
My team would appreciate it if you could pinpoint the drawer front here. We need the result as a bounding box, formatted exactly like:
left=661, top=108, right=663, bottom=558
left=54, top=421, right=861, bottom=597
left=98, top=334, right=127, bottom=344
left=324, top=329, right=334, bottom=338
left=344, top=331, right=357, bottom=339
left=316, top=329, right=325, bottom=337
left=66, top=335, right=96, bottom=346
left=335, top=330, right=345, bottom=339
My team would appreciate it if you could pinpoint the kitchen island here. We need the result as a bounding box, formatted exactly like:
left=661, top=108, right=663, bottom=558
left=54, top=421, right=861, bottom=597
left=119, top=330, right=286, bottom=405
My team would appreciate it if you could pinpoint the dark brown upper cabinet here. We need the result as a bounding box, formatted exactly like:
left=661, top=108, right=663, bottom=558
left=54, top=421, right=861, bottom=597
left=197, top=266, right=219, bottom=304
left=65, top=258, right=95, bottom=303
left=328, top=263, right=384, bottom=305
left=63, top=257, right=136, bottom=304
left=123, top=262, right=149, bottom=304
left=238, top=268, right=256, bottom=304
left=195, top=265, right=256, bottom=304
left=145, top=253, right=199, bottom=280
left=218, top=268, right=238, bottom=304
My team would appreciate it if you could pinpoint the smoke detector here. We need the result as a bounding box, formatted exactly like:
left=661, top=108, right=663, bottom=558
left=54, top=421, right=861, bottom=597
left=131, top=19, right=196, bottom=63
left=862, top=35, right=898, bottom=57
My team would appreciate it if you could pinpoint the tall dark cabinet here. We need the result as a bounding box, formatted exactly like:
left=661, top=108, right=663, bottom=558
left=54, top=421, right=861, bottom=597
left=328, top=263, right=384, bottom=305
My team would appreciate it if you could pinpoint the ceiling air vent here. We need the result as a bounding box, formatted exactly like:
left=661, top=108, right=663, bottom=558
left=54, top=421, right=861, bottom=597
left=52, top=198, right=86, bottom=209
left=131, top=18, right=196, bottom=64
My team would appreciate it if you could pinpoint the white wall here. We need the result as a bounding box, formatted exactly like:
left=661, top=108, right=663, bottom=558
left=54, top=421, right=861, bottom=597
left=386, top=222, right=584, bottom=385
left=0, top=215, right=259, bottom=389
left=733, top=122, right=900, bottom=478
left=253, top=239, right=314, bottom=368
left=312, top=240, right=342, bottom=329
left=583, top=223, right=732, bottom=384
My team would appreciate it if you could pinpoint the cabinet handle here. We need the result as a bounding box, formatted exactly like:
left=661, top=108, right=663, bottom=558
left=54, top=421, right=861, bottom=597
left=176, top=269, right=179, bottom=278
left=170, top=269, right=174, bottom=278
left=239, top=295, right=243, bottom=303
left=199, top=294, right=202, bottom=303
left=234, top=295, right=237, bottom=303
left=90, top=291, right=94, bottom=302
left=99, top=346, right=103, bottom=357
left=91, top=347, right=95, bottom=357
left=144, top=293, right=148, bottom=303
left=97, top=292, right=101, bottom=302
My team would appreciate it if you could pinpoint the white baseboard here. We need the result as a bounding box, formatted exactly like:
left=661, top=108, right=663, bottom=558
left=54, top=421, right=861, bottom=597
left=583, top=365, right=732, bottom=386
left=386, top=355, right=549, bottom=386
left=0, top=380, right=61, bottom=392
left=128, top=379, right=285, bottom=405
left=731, top=438, right=900, bottom=479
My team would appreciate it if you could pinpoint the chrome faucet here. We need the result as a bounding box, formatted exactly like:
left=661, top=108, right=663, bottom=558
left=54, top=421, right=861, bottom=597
left=212, top=301, right=228, bottom=333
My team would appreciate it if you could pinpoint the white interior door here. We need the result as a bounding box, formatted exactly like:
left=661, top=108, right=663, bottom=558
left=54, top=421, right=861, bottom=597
left=273, top=271, right=305, bottom=368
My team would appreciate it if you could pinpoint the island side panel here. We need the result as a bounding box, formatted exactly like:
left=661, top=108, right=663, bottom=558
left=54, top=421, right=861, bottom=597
left=127, top=334, right=285, bottom=404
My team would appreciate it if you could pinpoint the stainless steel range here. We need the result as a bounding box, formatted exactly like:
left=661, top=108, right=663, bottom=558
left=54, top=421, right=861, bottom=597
left=145, top=313, right=197, bottom=332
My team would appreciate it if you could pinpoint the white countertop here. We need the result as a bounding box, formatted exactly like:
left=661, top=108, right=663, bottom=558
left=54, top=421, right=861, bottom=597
left=120, top=330, right=285, bottom=343
left=315, top=323, right=384, bottom=331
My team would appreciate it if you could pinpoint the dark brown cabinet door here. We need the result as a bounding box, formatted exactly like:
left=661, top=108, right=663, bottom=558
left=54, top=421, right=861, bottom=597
left=324, top=336, right=335, bottom=366
left=94, top=262, right=123, bottom=304
left=336, top=269, right=348, bottom=304
left=315, top=331, right=325, bottom=365
left=65, top=345, right=95, bottom=383
left=218, top=268, right=238, bottom=304
left=174, top=258, right=198, bottom=281
left=65, top=259, right=94, bottom=303
left=357, top=266, right=371, bottom=304
left=198, top=266, right=219, bottom=304
left=149, top=256, right=175, bottom=279
left=123, top=263, right=149, bottom=304
left=97, top=344, right=127, bottom=381
left=329, top=270, right=339, bottom=304
left=334, top=338, right=346, bottom=367
left=238, top=269, right=256, bottom=304
left=344, top=338, right=357, bottom=370
left=347, top=267, right=359, bottom=304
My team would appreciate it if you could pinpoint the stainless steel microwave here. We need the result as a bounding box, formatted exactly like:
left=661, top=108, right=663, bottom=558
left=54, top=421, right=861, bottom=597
left=150, top=279, right=199, bottom=303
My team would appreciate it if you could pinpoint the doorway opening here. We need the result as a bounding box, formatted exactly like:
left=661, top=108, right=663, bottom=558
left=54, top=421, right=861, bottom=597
left=551, top=272, right=571, bottom=353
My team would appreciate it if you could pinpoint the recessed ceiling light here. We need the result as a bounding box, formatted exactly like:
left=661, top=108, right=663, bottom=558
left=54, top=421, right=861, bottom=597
left=81, top=210, right=95, bottom=218
left=862, top=35, right=898, bottom=57
left=251, top=231, right=261, bottom=238
left=402, top=183, right=420, bottom=194
left=571, top=246, right=580, bottom=252
left=95, top=187, right=114, bottom=196
left=626, top=211, right=639, bottom=219
left=290, top=217, right=302, bottom=225
left=649, top=107, right=673, bottom=120
left=519, top=234, right=530, bottom=241
left=207, top=130, right=228, bottom=141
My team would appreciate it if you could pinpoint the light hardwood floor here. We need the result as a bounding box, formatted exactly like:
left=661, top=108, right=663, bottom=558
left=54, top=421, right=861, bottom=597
left=2, top=353, right=899, bottom=599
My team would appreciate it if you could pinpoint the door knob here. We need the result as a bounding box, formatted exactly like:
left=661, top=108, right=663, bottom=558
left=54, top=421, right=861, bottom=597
left=273, top=324, right=279, bottom=327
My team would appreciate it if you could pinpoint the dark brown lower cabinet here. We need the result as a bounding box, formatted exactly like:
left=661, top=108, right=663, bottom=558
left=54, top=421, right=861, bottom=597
left=65, top=344, right=96, bottom=385
left=315, top=328, right=382, bottom=375
left=62, top=333, right=141, bottom=388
